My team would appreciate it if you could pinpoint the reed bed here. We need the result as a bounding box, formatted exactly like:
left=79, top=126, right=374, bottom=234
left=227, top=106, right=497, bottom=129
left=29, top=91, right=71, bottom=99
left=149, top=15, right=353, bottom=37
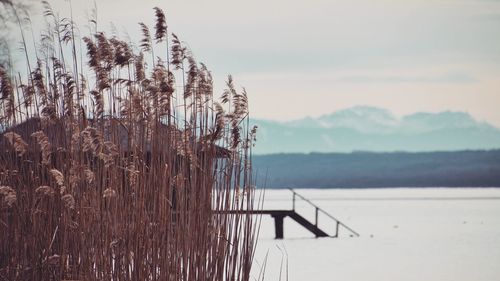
left=0, top=4, right=259, bottom=281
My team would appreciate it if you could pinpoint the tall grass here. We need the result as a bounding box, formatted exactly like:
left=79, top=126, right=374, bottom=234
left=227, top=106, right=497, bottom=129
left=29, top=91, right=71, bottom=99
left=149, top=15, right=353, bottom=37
left=0, top=4, right=259, bottom=281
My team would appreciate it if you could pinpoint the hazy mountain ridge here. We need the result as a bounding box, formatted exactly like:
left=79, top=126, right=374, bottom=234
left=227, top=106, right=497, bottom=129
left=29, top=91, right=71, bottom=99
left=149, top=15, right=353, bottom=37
left=252, top=106, right=500, bottom=154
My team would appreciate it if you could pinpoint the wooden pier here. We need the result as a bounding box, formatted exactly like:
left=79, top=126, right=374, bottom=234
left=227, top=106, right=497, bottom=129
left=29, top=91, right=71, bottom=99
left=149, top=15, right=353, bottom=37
left=223, top=188, right=359, bottom=239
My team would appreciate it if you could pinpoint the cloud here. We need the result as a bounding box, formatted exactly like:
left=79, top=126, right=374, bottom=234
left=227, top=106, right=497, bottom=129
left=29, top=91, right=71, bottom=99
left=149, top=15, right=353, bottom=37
left=473, top=13, right=500, bottom=21
left=7, top=0, right=500, bottom=127
left=337, top=73, right=478, bottom=84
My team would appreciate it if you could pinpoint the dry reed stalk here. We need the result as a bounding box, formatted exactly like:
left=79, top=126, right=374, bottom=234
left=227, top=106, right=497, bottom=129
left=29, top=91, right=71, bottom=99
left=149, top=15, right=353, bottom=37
left=0, top=5, right=260, bottom=281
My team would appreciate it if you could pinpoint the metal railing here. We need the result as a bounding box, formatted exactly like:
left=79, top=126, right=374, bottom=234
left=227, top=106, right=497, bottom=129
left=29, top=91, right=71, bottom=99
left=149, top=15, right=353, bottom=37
left=289, top=188, right=359, bottom=237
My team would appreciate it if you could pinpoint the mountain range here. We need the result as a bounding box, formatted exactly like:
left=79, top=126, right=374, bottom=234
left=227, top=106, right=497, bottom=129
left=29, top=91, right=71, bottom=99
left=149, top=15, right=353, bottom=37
left=251, top=106, right=500, bottom=154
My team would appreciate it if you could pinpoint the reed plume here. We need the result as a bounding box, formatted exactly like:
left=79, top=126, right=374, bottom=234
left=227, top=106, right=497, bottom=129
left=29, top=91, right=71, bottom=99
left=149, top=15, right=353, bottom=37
left=50, top=168, right=64, bottom=186
left=139, top=22, right=152, bottom=53
left=35, top=185, right=55, bottom=196
left=0, top=186, right=16, bottom=208
left=3, top=132, right=28, bottom=156
left=31, top=130, right=51, bottom=165
left=154, top=7, right=167, bottom=43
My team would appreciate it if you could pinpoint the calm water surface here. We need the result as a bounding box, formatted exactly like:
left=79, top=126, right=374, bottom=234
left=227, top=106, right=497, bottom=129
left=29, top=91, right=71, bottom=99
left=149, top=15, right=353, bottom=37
left=251, top=188, right=500, bottom=281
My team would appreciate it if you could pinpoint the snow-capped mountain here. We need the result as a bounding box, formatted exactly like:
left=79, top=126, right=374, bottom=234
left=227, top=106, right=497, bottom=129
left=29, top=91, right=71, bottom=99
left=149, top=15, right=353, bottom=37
left=251, top=107, right=500, bottom=154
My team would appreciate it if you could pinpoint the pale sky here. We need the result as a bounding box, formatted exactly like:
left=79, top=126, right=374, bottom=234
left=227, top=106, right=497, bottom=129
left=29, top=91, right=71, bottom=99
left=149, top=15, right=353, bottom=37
left=15, top=0, right=500, bottom=126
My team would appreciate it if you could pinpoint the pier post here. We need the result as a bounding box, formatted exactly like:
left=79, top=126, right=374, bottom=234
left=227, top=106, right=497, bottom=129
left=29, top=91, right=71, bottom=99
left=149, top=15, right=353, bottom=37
left=272, top=214, right=285, bottom=239
left=315, top=207, right=319, bottom=226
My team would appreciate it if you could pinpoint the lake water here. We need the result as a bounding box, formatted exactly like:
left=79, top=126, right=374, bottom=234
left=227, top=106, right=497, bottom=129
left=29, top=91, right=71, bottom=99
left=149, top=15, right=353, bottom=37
left=251, top=188, right=500, bottom=281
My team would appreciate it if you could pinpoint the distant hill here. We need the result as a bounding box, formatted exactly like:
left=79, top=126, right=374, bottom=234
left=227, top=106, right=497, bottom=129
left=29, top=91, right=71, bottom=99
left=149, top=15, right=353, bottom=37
left=252, top=150, right=500, bottom=188
left=252, top=106, right=500, bottom=154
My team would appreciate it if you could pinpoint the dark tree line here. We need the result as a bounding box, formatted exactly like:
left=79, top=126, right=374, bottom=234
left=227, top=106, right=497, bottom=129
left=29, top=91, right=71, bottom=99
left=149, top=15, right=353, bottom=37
left=253, top=150, right=500, bottom=188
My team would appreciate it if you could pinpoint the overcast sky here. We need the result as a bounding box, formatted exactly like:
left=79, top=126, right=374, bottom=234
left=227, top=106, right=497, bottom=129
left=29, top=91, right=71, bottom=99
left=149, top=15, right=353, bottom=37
left=20, top=0, right=500, bottom=125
